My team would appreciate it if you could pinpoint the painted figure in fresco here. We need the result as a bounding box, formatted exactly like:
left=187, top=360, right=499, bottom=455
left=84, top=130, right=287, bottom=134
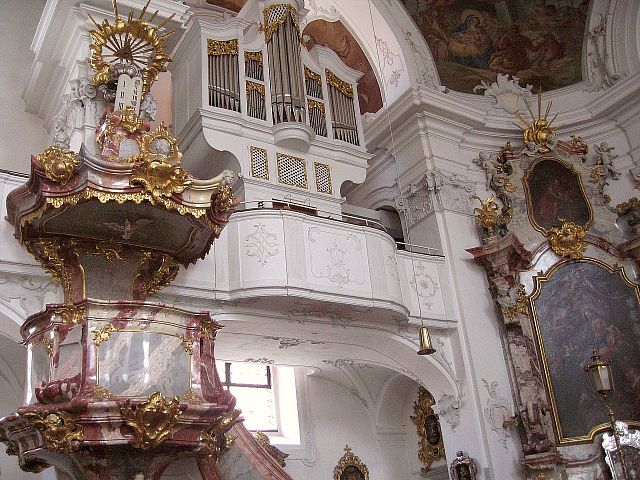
left=449, top=15, right=493, bottom=69
left=489, top=25, right=532, bottom=74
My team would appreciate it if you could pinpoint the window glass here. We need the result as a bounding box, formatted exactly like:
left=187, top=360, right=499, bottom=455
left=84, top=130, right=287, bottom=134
left=230, top=385, right=277, bottom=431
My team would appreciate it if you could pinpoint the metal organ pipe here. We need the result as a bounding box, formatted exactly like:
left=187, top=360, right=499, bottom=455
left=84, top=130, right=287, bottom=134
left=207, top=39, right=240, bottom=112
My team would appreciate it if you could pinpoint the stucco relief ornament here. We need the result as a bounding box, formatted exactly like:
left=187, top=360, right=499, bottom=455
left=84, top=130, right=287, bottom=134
left=585, top=15, right=621, bottom=93
left=245, top=223, right=279, bottom=266
left=36, top=146, right=79, bottom=185
left=582, top=142, right=620, bottom=204
left=481, top=379, right=515, bottom=450
left=473, top=74, right=533, bottom=114
left=548, top=221, right=587, bottom=259
left=432, top=393, right=462, bottom=431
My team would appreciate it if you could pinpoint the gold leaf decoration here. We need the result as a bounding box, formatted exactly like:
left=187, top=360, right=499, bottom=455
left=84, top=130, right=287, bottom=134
left=325, top=69, right=353, bottom=98
left=263, top=4, right=301, bottom=43
left=36, top=146, right=79, bottom=185
left=548, top=221, right=587, bottom=259
left=211, top=184, right=236, bottom=215
left=120, top=392, right=182, bottom=449
left=92, top=324, right=118, bottom=346
left=88, top=4, right=174, bottom=96
left=208, top=39, right=238, bottom=56
left=333, top=445, right=370, bottom=480
left=199, top=409, right=241, bottom=458
left=25, top=411, right=83, bottom=453
left=410, top=387, right=445, bottom=473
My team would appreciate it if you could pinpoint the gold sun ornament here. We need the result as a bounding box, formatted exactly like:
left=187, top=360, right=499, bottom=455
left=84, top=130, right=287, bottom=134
left=87, top=0, right=176, bottom=97
left=513, top=89, right=559, bottom=154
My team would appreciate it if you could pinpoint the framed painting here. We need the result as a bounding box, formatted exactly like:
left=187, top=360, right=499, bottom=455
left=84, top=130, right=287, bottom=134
left=333, top=445, right=369, bottom=480
left=522, top=157, right=593, bottom=234
left=411, top=387, right=445, bottom=473
left=530, top=259, right=640, bottom=444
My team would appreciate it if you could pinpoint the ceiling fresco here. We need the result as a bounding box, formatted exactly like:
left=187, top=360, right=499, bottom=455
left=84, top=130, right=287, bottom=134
left=397, top=0, right=590, bottom=94
left=303, top=20, right=383, bottom=115
left=205, top=0, right=246, bottom=13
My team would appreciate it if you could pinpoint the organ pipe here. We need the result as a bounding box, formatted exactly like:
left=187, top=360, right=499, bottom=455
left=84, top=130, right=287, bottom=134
left=326, top=69, right=359, bottom=146
left=207, top=39, right=241, bottom=112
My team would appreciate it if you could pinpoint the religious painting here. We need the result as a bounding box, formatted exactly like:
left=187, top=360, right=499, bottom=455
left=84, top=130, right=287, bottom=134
left=522, top=158, right=592, bottom=233
left=530, top=259, right=640, bottom=444
left=397, top=0, right=589, bottom=94
left=411, top=387, right=445, bottom=472
left=303, top=20, right=382, bottom=115
left=333, top=445, right=369, bottom=480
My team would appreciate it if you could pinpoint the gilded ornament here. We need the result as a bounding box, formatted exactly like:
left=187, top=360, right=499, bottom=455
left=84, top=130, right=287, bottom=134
left=93, top=385, right=113, bottom=399
left=244, top=50, right=263, bottom=63
left=410, top=387, right=445, bottom=473
left=199, top=409, right=241, bottom=458
left=503, top=285, right=529, bottom=320
left=211, top=184, right=236, bottom=215
left=179, top=335, right=194, bottom=355
left=307, top=99, right=325, bottom=113
left=42, top=337, right=54, bottom=357
left=304, top=66, right=321, bottom=82
left=513, top=90, right=558, bottom=154
left=333, top=445, right=370, bottom=480
left=136, top=252, right=180, bottom=298
left=255, top=431, right=289, bottom=467
left=246, top=80, right=266, bottom=98
left=570, top=135, right=589, bottom=154
left=92, top=324, right=118, bottom=346
left=182, top=388, right=198, bottom=401
left=36, top=146, right=79, bottom=185
left=263, top=4, right=301, bottom=43
left=120, top=392, right=182, bottom=449
left=60, top=304, right=86, bottom=325
left=207, top=39, right=238, bottom=56
left=201, top=318, right=221, bottom=339
left=25, top=411, right=83, bottom=453
left=87, top=1, right=175, bottom=96
left=130, top=160, right=192, bottom=201
left=325, top=69, right=353, bottom=98
left=24, top=238, right=75, bottom=302
left=96, top=107, right=145, bottom=152
left=548, top=221, right=587, bottom=259
left=472, top=194, right=511, bottom=242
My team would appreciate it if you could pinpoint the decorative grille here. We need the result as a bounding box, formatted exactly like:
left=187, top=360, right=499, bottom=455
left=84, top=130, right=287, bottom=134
left=277, top=153, right=308, bottom=189
left=250, top=146, right=269, bottom=180
left=314, top=162, right=332, bottom=194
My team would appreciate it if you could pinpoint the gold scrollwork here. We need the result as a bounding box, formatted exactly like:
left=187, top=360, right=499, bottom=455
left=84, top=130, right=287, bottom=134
left=24, top=238, right=75, bottom=302
left=201, top=318, right=221, bottom=339
left=136, top=251, right=180, bottom=298
left=93, top=385, right=113, bottom=399
left=472, top=195, right=511, bottom=240
left=88, top=3, right=174, bottom=96
left=325, top=69, right=353, bottom=98
left=130, top=161, right=192, bottom=201
left=244, top=50, right=263, bottom=63
left=211, top=184, right=236, bottom=216
left=179, top=335, right=194, bottom=355
left=503, top=285, right=529, bottom=320
left=333, top=445, right=370, bottom=480
left=304, top=66, right=321, bottom=82
left=548, top=221, right=587, bottom=259
left=207, top=39, right=238, bottom=56
left=199, top=409, right=241, bottom=458
left=263, top=4, right=301, bottom=43
left=255, top=431, right=289, bottom=467
left=410, top=387, right=445, bottom=473
left=134, top=122, right=182, bottom=165
left=92, top=324, right=118, bottom=346
left=182, top=388, right=198, bottom=401
left=36, top=146, right=79, bottom=185
left=307, top=99, right=325, bottom=113
left=120, top=392, right=182, bottom=449
left=60, top=304, right=86, bottom=325
left=25, top=411, right=83, bottom=453
left=246, top=80, right=266, bottom=98
left=42, top=337, right=54, bottom=357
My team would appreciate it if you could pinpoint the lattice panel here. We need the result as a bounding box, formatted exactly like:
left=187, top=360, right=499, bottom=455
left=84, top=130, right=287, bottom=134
left=314, top=162, right=332, bottom=194
left=277, top=153, right=308, bottom=189
left=250, top=146, right=269, bottom=180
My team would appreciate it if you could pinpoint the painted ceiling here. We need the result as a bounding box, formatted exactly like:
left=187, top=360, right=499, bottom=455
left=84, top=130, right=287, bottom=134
left=398, top=0, right=590, bottom=93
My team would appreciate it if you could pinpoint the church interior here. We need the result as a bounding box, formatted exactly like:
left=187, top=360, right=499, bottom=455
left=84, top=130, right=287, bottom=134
left=0, top=0, right=639, bottom=479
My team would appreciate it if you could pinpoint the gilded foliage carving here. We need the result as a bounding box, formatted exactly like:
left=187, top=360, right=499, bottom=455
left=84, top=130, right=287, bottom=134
left=25, top=411, right=83, bottom=453
left=199, top=409, right=241, bottom=458
left=411, top=387, right=445, bottom=472
left=120, top=392, right=182, bottom=449
left=36, top=146, right=79, bottom=185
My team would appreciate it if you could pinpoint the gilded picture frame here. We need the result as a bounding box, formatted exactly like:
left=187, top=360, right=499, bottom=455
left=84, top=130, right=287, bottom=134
left=333, top=445, right=369, bottom=480
left=522, top=157, right=594, bottom=235
left=410, top=387, right=445, bottom=472
left=529, top=258, right=640, bottom=444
